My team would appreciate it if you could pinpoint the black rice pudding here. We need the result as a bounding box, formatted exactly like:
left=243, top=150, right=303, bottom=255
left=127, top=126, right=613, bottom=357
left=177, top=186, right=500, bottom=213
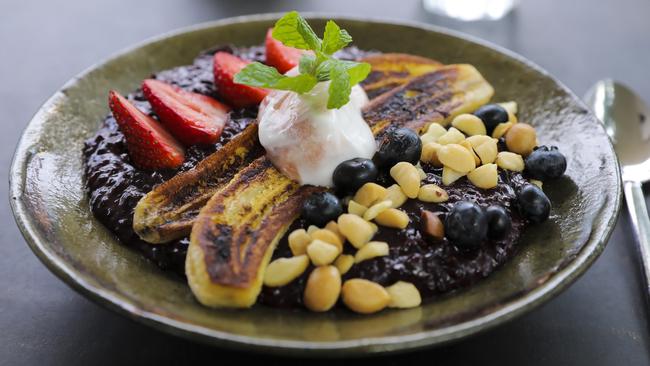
left=84, top=45, right=530, bottom=307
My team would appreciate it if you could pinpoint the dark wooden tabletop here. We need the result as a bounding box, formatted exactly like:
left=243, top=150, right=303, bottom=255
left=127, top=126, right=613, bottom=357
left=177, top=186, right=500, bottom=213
left=2, top=0, right=650, bottom=364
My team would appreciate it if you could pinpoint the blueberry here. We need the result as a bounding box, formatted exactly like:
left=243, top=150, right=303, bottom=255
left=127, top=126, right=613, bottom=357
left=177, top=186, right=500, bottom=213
left=485, top=205, right=511, bottom=239
left=517, top=184, right=551, bottom=223
left=374, top=128, right=422, bottom=169
left=301, top=192, right=343, bottom=227
left=474, top=104, right=509, bottom=134
left=525, top=145, right=567, bottom=180
left=332, top=158, right=378, bottom=193
left=445, top=201, right=488, bottom=250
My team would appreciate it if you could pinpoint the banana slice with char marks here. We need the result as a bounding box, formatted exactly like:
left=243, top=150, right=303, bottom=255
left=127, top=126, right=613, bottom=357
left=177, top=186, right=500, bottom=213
left=187, top=158, right=323, bottom=307
left=364, top=64, right=494, bottom=136
left=133, top=123, right=263, bottom=243
left=134, top=53, right=442, bottom=244
left=188, top=64, right=494, bottom=308
left=360, top=53, right=443, bottom=99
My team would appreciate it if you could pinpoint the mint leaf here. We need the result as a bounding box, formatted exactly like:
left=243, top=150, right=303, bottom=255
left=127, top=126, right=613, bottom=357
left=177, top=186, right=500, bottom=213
left=234, top=62, right=284, bottom=86
left=342, top=61, right=372, bottom=85
left=296, top=16, right=322, bottom=51
left=327, top=62, right=351, bottom=109
left=314, top=58, right=337, bottom=81
left=316, top=59, right=371, bottom=86
left=272, top=11, right=321, bottom=51
left=274, top=73, right=318, bottom=93
left=234, top=62, right=318, bottom=93
left=236, top=12, right=373, bottom=109
left=322, top=20, right=352, bottom=55
left=298, top=54, right=316, bottom=75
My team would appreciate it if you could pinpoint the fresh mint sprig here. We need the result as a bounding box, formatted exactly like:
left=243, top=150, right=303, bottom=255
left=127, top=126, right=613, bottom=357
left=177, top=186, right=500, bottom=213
left=233, top=11, right=371, bottom=109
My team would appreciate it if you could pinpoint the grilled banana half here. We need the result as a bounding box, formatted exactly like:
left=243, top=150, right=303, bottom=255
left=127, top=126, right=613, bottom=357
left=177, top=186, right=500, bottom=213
left=187, top=158, right=323, bottom=307
left=133, top=123, right=263, bottom=243
left=364, top=64, right=494, bottom=136
left=133, top=53, right=442, bottom=244
left=360, top=53, right=442, bottom=99
left=186, top=63, right=494, bottom=308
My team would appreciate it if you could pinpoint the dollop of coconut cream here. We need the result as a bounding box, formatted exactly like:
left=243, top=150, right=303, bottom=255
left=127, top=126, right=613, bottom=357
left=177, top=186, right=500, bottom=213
left=258, top=81, right=376, bottom=187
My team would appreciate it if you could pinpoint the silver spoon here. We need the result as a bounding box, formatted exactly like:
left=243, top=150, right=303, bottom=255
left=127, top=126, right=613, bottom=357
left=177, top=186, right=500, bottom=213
left=585, top=79, right=650, bottom=295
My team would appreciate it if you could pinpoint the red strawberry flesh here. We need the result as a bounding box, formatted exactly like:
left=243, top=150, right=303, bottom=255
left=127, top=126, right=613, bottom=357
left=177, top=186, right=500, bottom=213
left=108, top=90, right=185, bottom=170
left=142, top=79, right=230, bottom=145
left=265, top=28, right=304, bottom=74
left=213, top=51, right=268, bottom=108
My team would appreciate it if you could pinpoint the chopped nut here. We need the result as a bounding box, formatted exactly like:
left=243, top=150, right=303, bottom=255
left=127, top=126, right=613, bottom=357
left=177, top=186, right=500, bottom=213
left=416, top=163, right=427, bottom=180
left=498, top=101, right=518, bottom=115
left=420, top=142, right=442, bottom=167
left=385, top=184, right=408, bottom=208
left=325, top=221, right=346, bottom=243
left=390, top=162, right=420, bottom=198
left=354, top=241, right=389, bottom=263
left=426, top=122, right=448, bottom=136
left=288, top=228, right=312, bottom=256
left=338, top=214, right=375, bottom=249
left=386, top=281, right=422, bottom=309
left=468, top=163, right=498, bottom=189
left=451, top=114, right=487, bottom=136
left=530, top=179, right=543, bottom=188
left=348, top=200, right=368, bottom=216
left=306, top=239, right=340, bottom=266
left=342, top=279, right=390, bottom=314
left=264, top=255, right=310, bottom=287
left=497, top=102, right=517, bottom=124
left=507, top=111, right=518, bottom=124
left=419, top=133, right=434, bottom=146
left=353, top=182, right=387, bottom=207
left=466, top=135, right=495, bottom=149
left=496, top=151, right=525, bottom=172
left=369, top=221, right=379, bottom=234
left=420, top=210, right=444, bottom=239
left=311, top=229, right=343, bottom=252
left=437, top=144, right=476, bottom=173
left=474, top=138, right=498, bottom=164
left=460, top=140, right=481, bottom=165
left=437, top=127, right=466, bottom=145
left=505, top=123, right=537, bottom=156
left=420, top=123, right=447, bottom=145
left=442, top=166, right=466, bottom=185
left=375, top=208, right=409, bottom=229
left=420, top=135, right=435, bottom=146
left=492, top=122, right=513, bottom=139
left=334, top=254, right=354, bottom=275
left=304, top=266, right=341, bottom=312
left=307, top=225, right=319, bottom=235
left=418, top=184, right=449, bottom=203
left=363, top=200, right=393, bottom=221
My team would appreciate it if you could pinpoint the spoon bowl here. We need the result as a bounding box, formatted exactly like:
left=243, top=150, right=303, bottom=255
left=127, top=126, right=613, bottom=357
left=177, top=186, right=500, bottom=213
left=585, top=80, right=650, bottom=183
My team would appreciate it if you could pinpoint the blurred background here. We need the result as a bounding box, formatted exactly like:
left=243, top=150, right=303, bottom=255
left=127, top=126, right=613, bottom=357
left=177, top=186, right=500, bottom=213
left=1, top=0, right=649, bottom=365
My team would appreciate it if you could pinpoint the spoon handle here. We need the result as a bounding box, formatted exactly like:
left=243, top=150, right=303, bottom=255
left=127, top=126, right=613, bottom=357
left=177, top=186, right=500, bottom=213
left=624, top=180, right=650, bottom=293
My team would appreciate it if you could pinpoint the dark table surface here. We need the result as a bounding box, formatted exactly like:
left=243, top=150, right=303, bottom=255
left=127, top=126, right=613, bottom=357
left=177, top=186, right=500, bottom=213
left=2, top=0, right=650, bottom=364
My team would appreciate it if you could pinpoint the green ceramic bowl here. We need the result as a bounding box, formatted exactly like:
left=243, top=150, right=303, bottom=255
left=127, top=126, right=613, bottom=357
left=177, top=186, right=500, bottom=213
left=9, top=14, right=621, bottom=356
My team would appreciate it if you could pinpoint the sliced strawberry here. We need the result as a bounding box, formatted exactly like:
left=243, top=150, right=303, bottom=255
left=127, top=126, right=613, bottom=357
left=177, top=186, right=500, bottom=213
left=213, top=52, right=268, bottom=108
left=108, top=90, right=185, bottom=170
left=265, top=28, right=304, bottom=73
left=142, top=79, right=230, bottom=146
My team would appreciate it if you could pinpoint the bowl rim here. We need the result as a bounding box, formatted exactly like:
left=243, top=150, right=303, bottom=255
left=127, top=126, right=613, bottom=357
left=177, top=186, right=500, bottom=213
left=9, top=12, right=623, bottom=356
